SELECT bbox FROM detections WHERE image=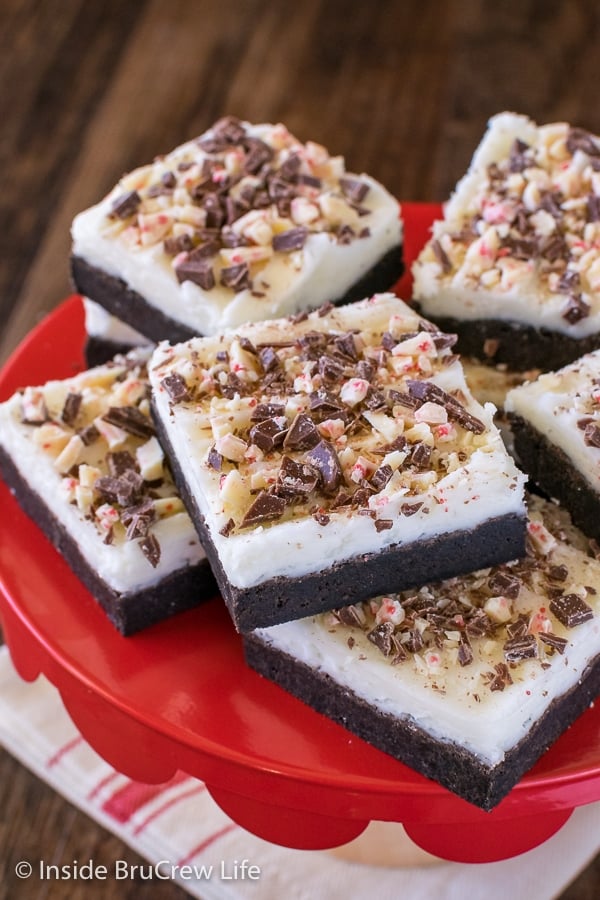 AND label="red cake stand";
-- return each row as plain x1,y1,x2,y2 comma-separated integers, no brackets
1,204,599,864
